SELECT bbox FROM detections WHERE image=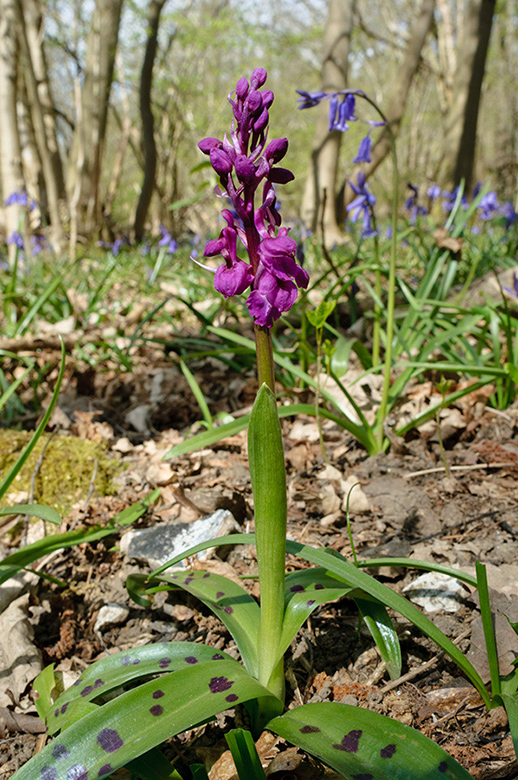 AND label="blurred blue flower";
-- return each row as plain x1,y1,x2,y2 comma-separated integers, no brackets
329,94,356,132
442,186,468,212
296,90,328,109
478,191,499,220
347,172,377,237
405,184,428,224
158,225,178,253
7,231,24,250
503,272,518,298
353,134,372,164
500,201,517,229
5,189,36,211
427,184,442,201
31,234,46,255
